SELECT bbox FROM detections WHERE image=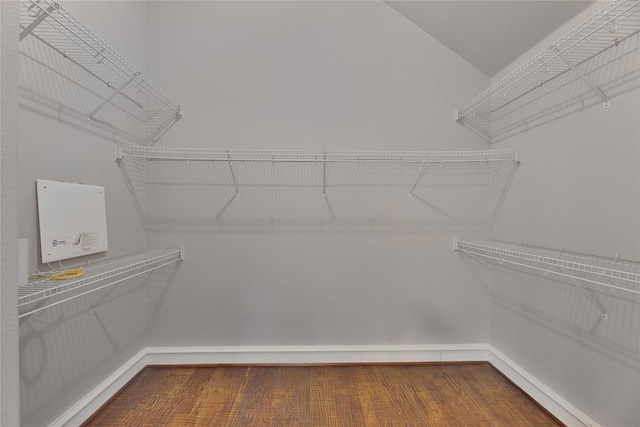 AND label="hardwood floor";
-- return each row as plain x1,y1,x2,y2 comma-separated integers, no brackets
83,363,564,426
